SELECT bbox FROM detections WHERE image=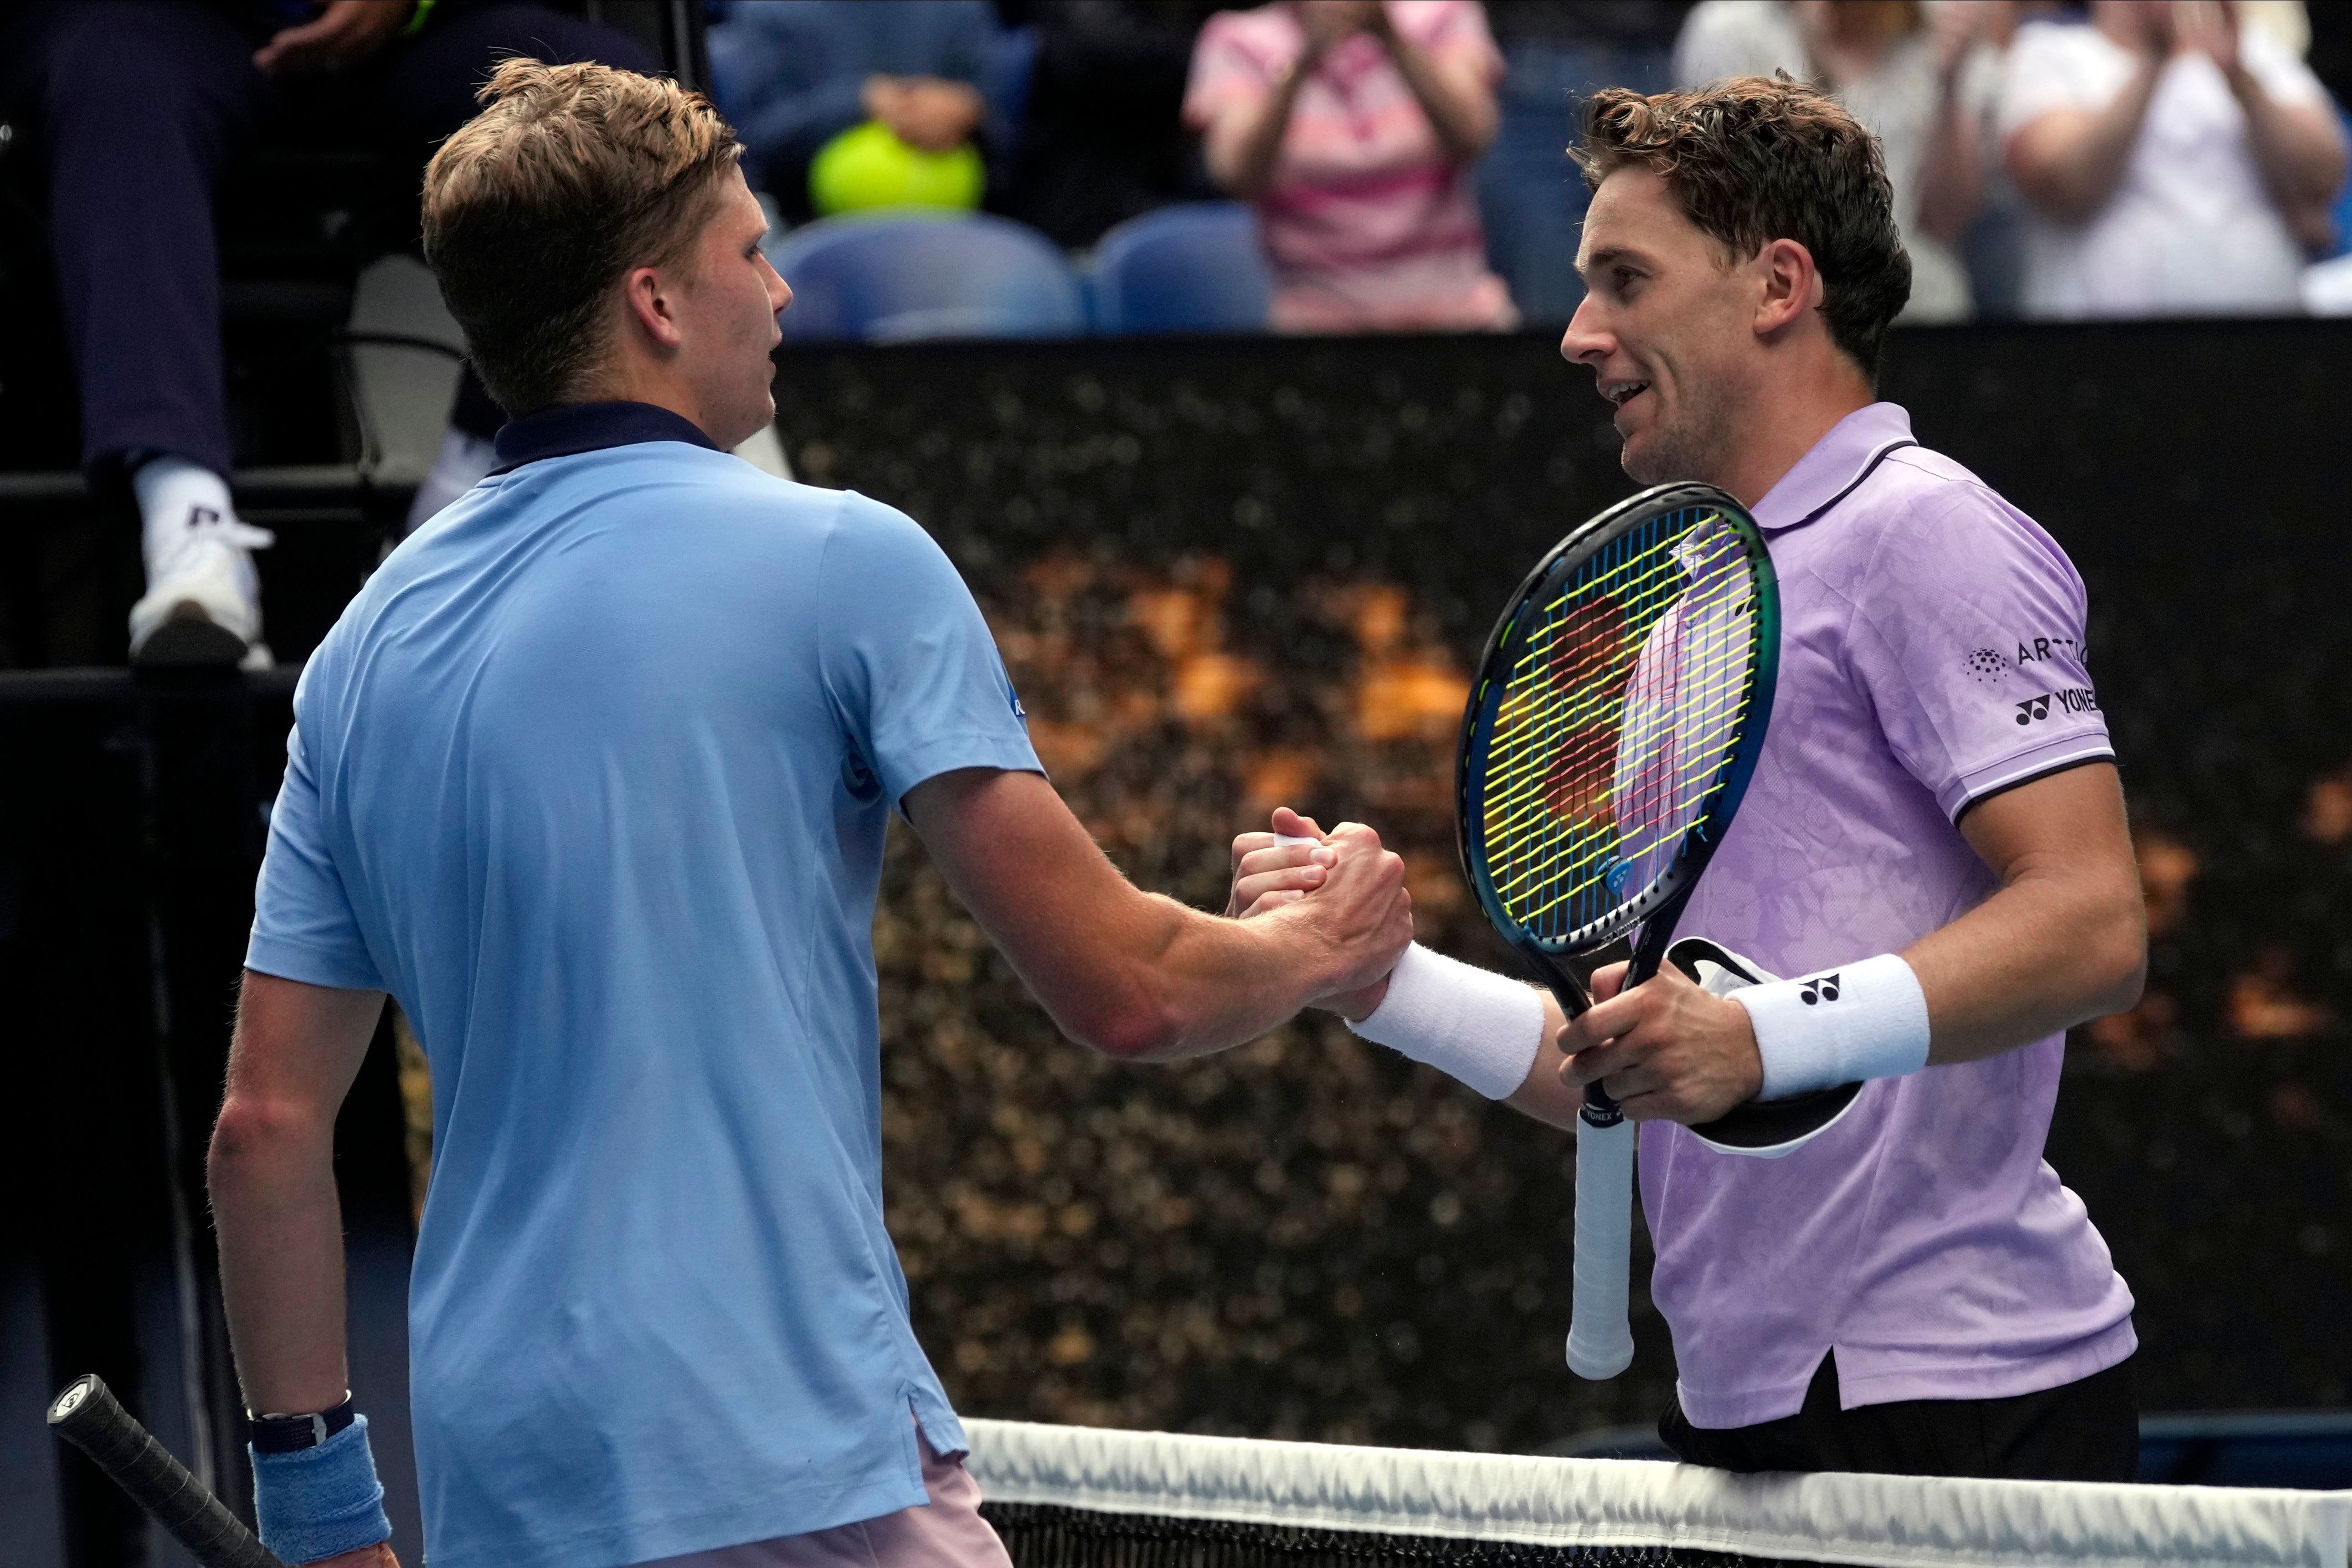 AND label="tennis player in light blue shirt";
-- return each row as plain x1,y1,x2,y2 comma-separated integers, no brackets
211,62,1410,1568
